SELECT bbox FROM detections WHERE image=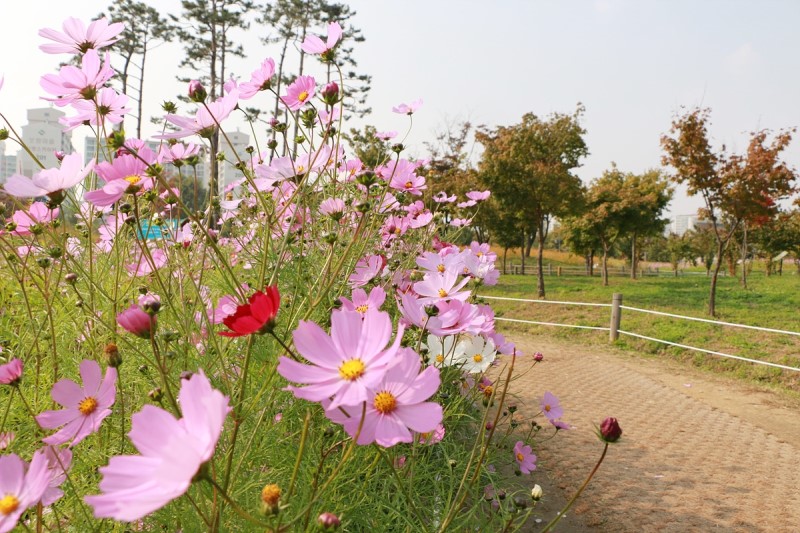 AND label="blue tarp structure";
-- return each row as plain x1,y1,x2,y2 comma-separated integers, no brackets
137,219,181,240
